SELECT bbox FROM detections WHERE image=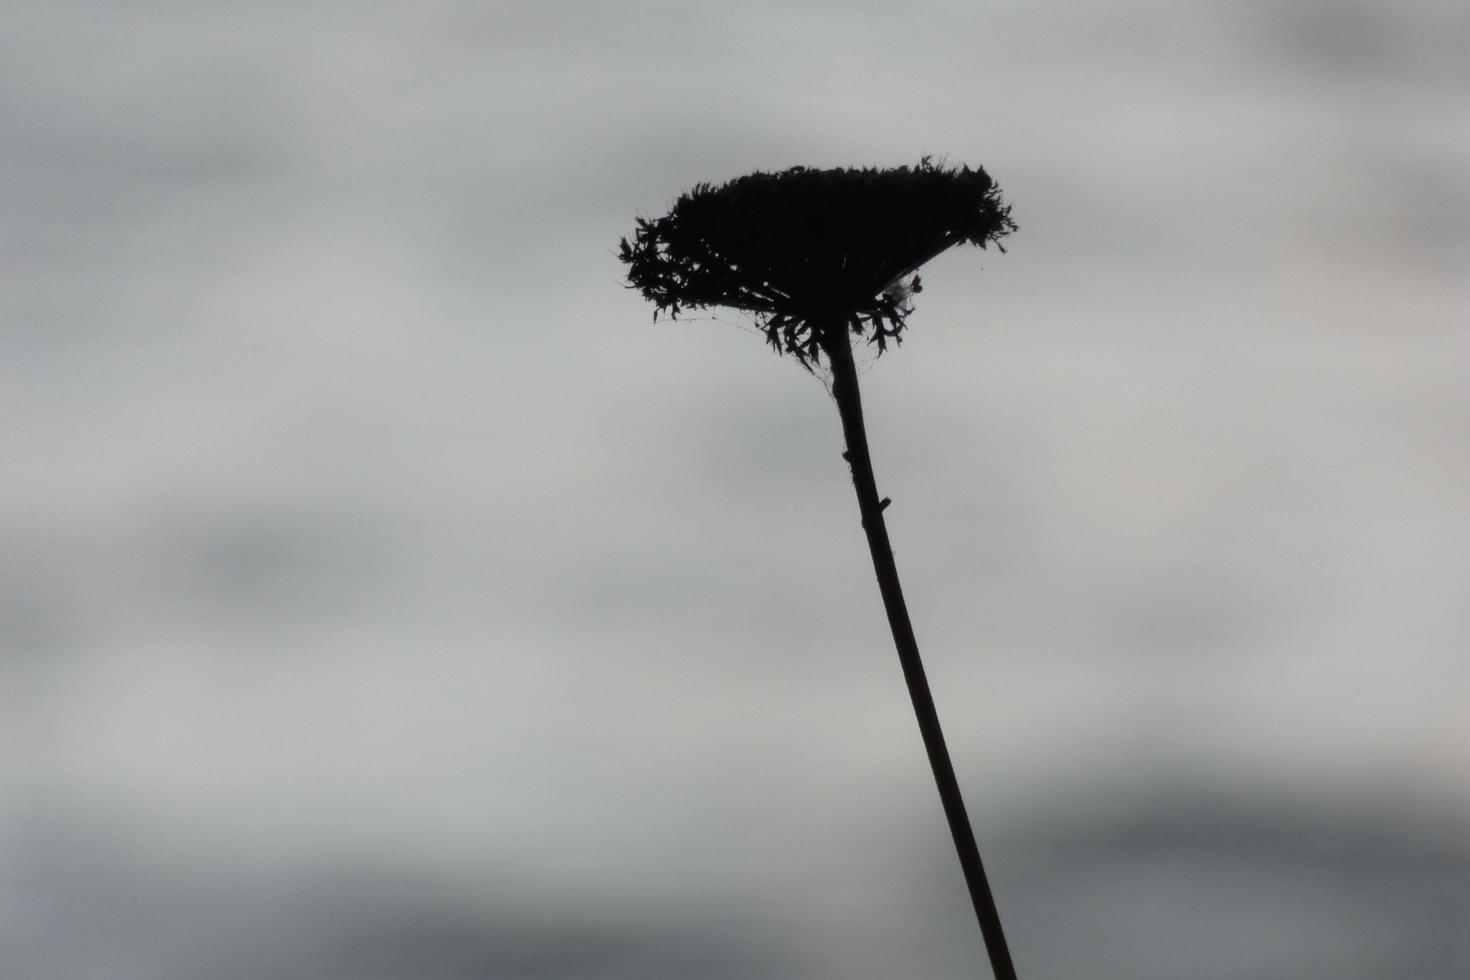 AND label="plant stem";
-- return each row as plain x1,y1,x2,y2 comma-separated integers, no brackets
823,319,1019,980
